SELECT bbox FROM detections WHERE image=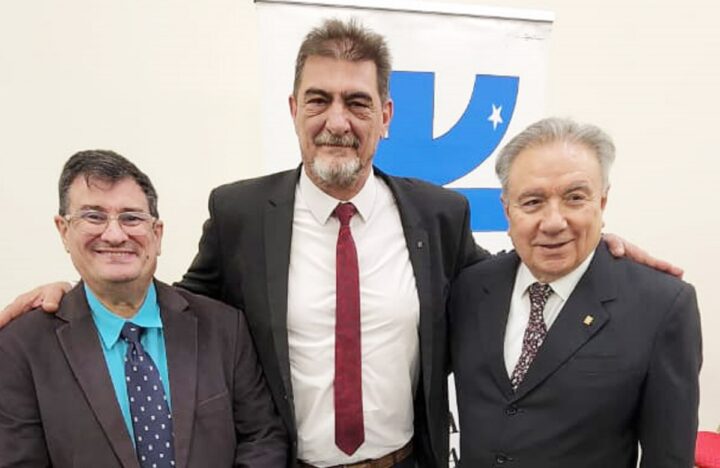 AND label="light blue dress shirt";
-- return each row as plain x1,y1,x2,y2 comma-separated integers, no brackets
85,282,171,441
